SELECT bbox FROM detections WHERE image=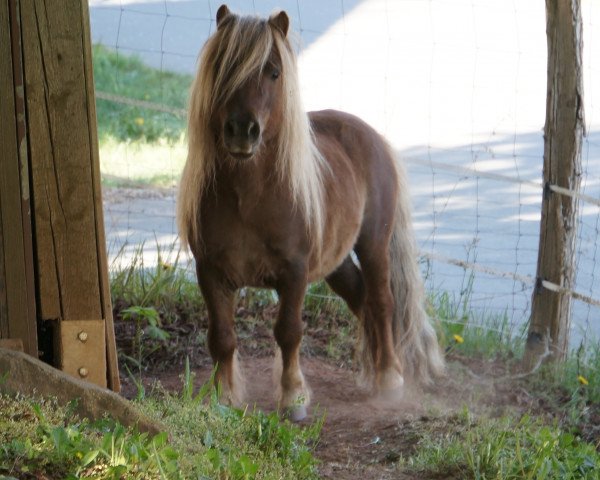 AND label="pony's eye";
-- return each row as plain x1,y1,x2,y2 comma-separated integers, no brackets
271,69,280,80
